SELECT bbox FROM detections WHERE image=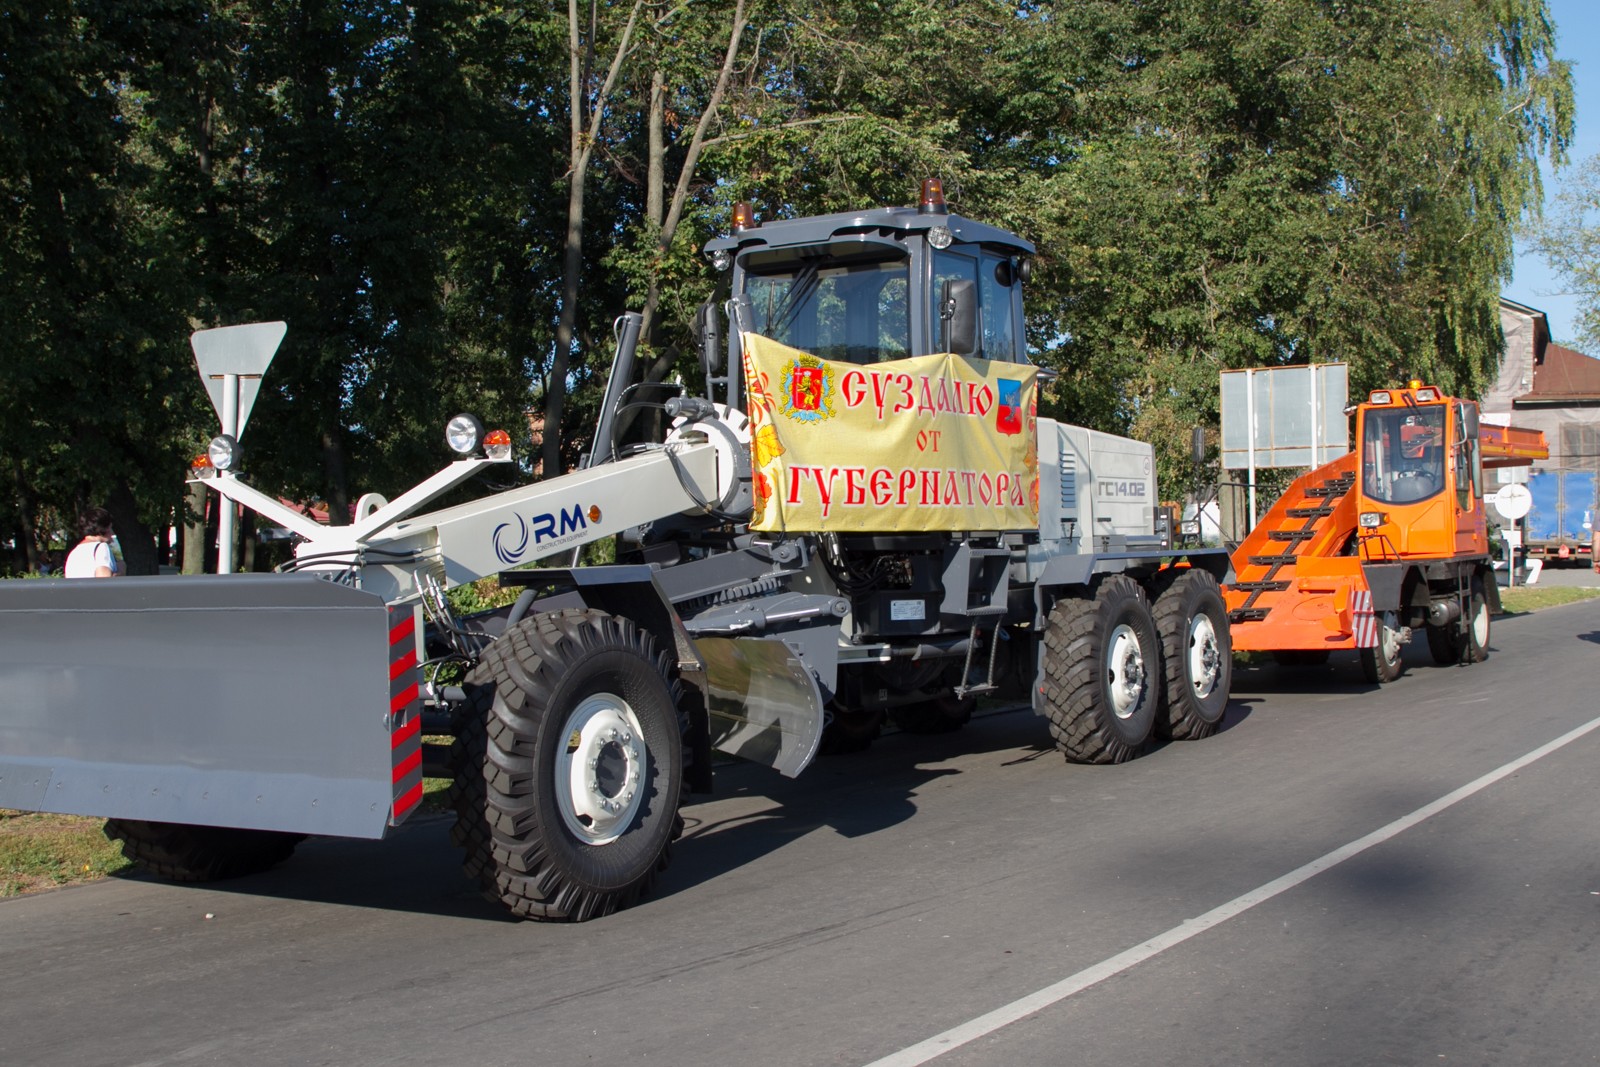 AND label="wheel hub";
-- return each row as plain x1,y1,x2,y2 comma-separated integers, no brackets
1106,624,1149,720
1188,614,1221,698
555,696,647,844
